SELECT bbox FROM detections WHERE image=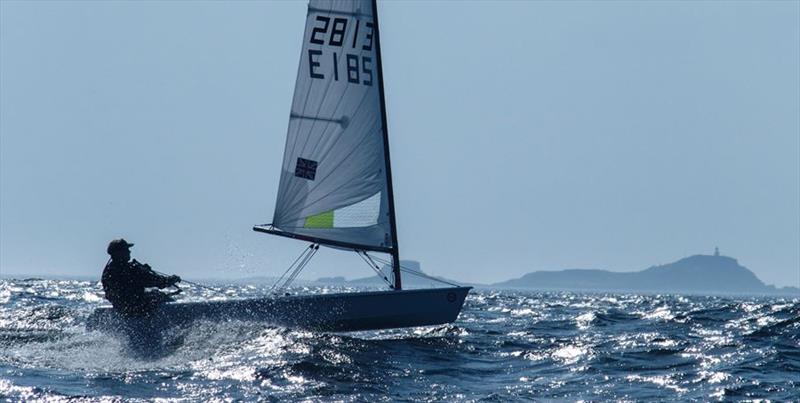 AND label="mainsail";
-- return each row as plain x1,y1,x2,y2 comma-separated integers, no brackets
262,0,398,256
